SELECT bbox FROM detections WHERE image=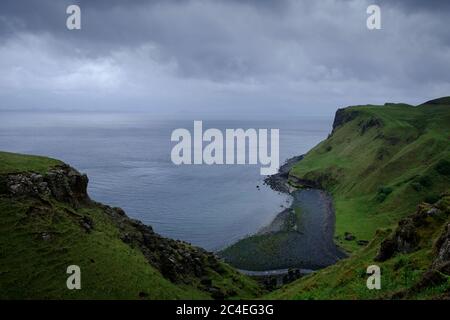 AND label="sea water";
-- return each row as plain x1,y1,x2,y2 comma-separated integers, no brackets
0,111,331,250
